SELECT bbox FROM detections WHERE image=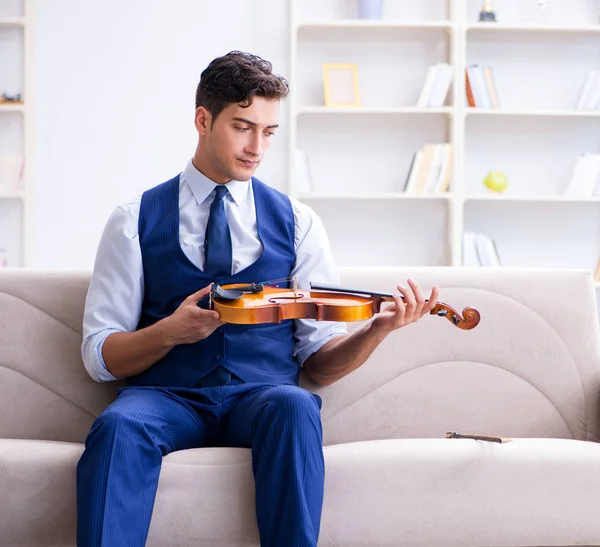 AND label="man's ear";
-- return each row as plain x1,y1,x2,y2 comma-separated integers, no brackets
195,106,212,136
